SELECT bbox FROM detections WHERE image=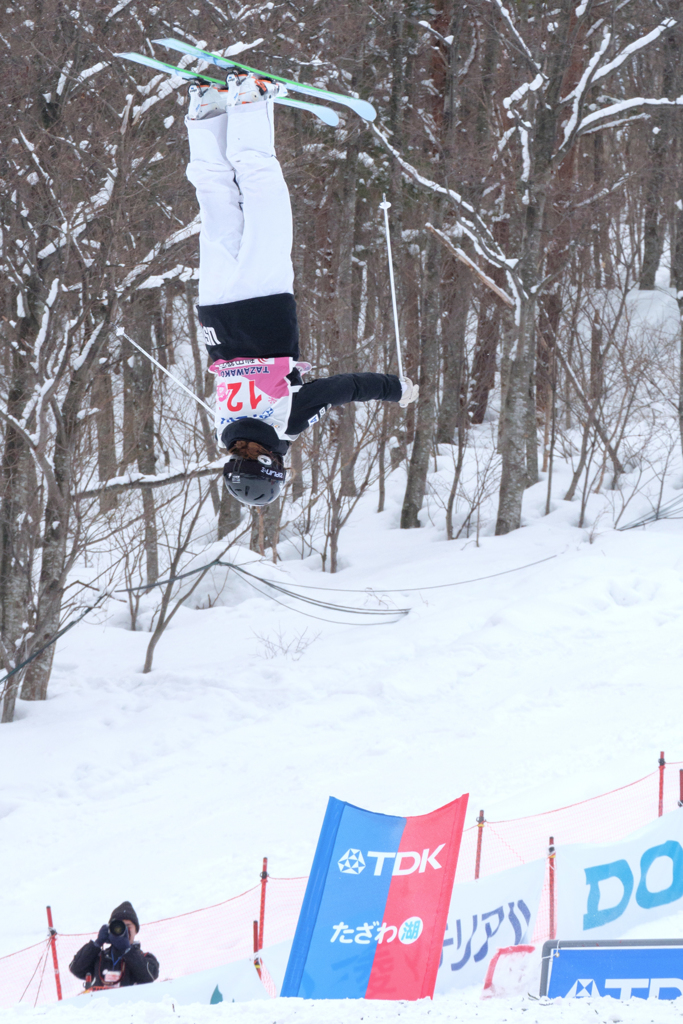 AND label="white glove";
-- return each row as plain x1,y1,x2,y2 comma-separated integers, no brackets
399,376,419,408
